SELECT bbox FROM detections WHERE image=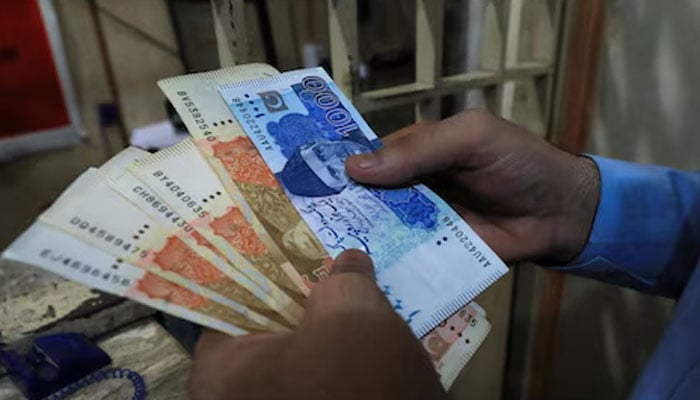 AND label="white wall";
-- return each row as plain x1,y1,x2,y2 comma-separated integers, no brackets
549,0,700,398
590,0,700,170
